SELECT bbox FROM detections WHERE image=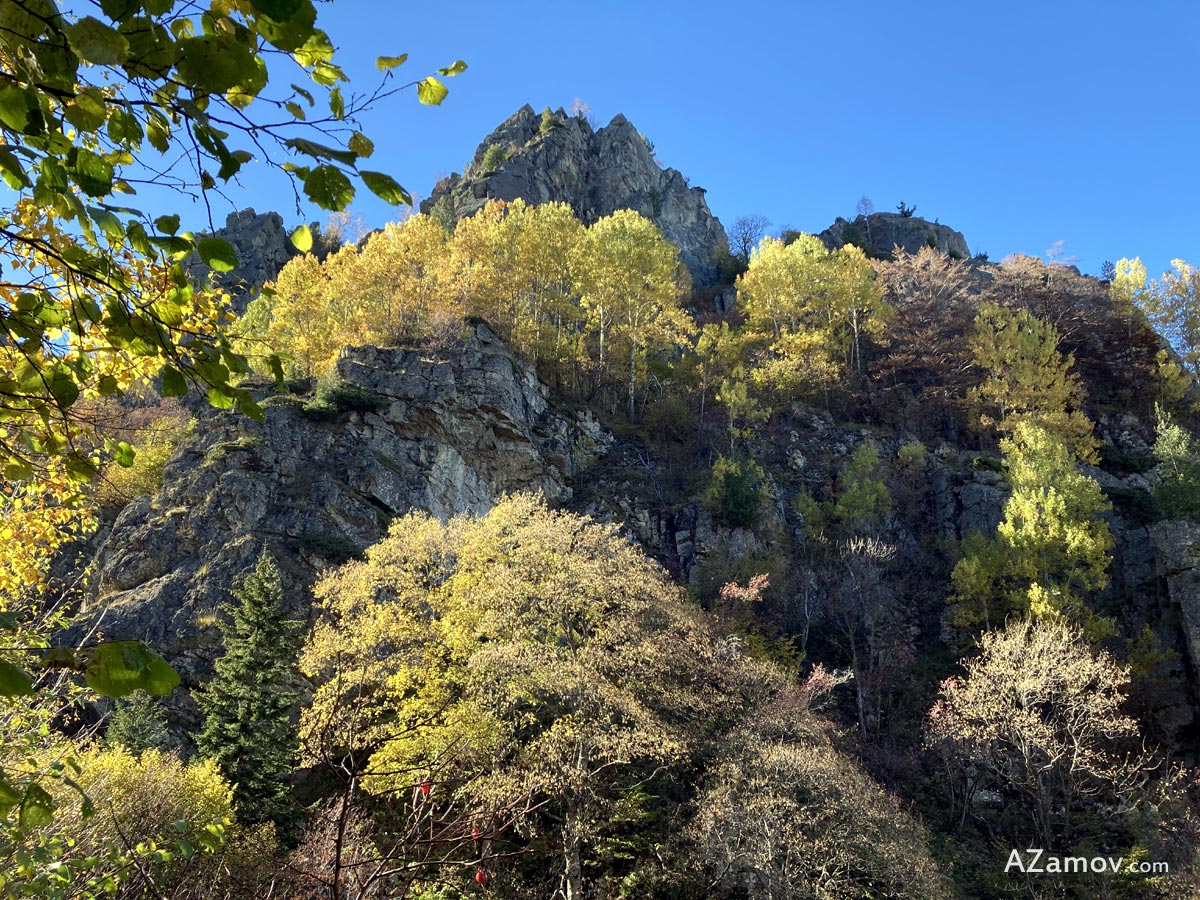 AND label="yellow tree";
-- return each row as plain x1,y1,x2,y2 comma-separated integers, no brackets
1142,259,1200,380
736,234,888,402
949,422,1112,636
503,200,585,374
443,200,514,332
572,210,693,419
827,243,890,374
926,619,1156,852
354,213,453,341
301,494,764,900
257,243,368,377
968,302,1097,461
1110,256,1148,340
